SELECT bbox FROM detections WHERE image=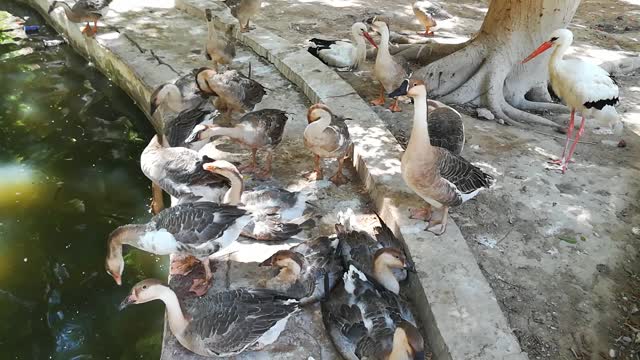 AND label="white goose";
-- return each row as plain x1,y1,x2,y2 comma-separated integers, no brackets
307,22,377,71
